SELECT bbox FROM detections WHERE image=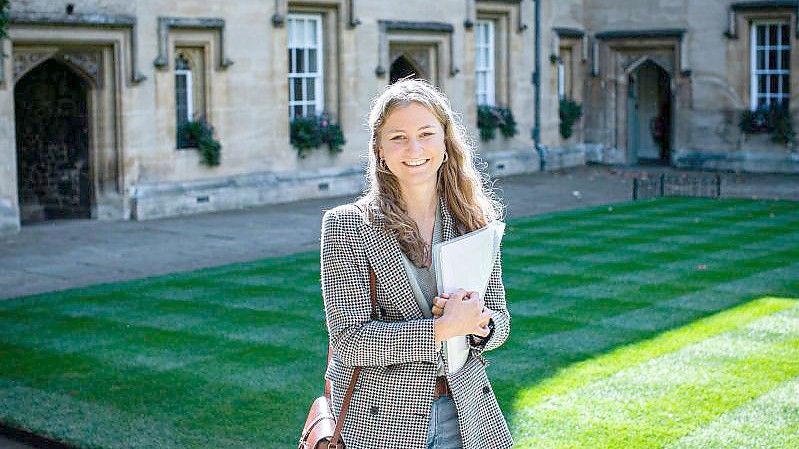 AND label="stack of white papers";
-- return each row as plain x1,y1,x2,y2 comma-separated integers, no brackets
432,220,505,373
